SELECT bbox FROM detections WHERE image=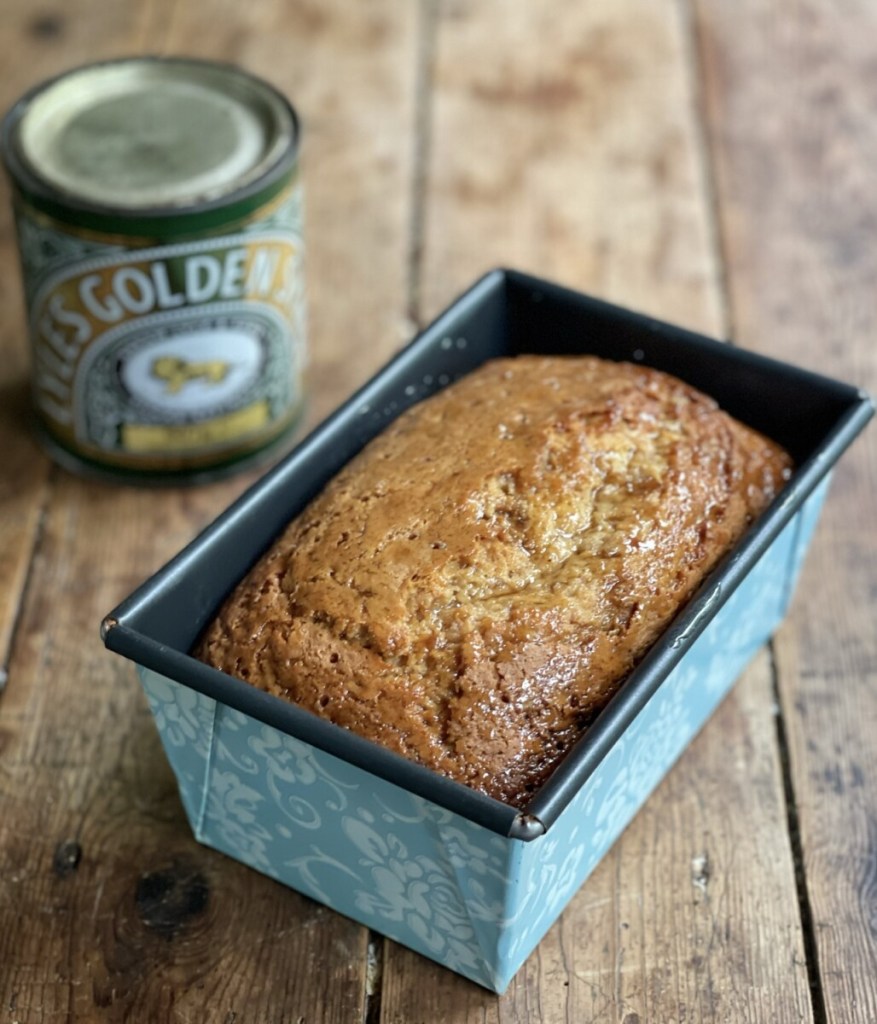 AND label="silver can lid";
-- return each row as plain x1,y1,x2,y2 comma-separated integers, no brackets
12,57,296,210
